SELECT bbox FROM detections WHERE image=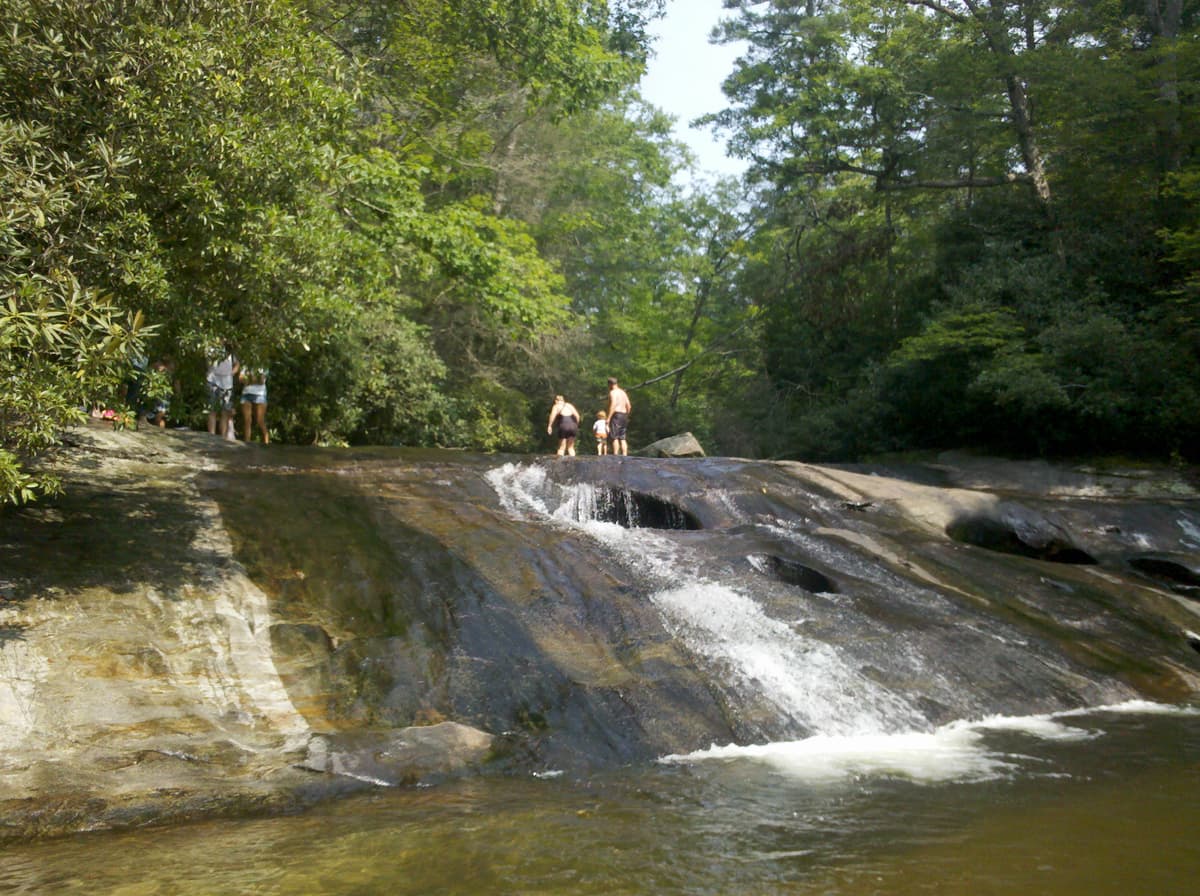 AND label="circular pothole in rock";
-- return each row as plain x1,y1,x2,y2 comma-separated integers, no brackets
945,516,1096,564
1130,556,1200,599
749,554,839,594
